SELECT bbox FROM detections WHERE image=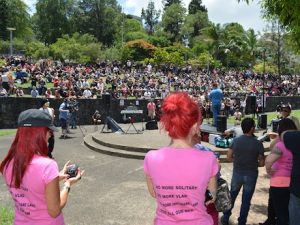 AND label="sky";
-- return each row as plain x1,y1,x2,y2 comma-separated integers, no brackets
24,0,268,32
